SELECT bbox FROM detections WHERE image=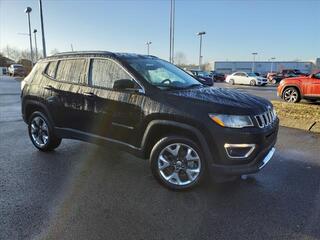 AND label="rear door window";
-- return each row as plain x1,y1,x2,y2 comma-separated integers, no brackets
89,58,131,89
56,59,87,84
